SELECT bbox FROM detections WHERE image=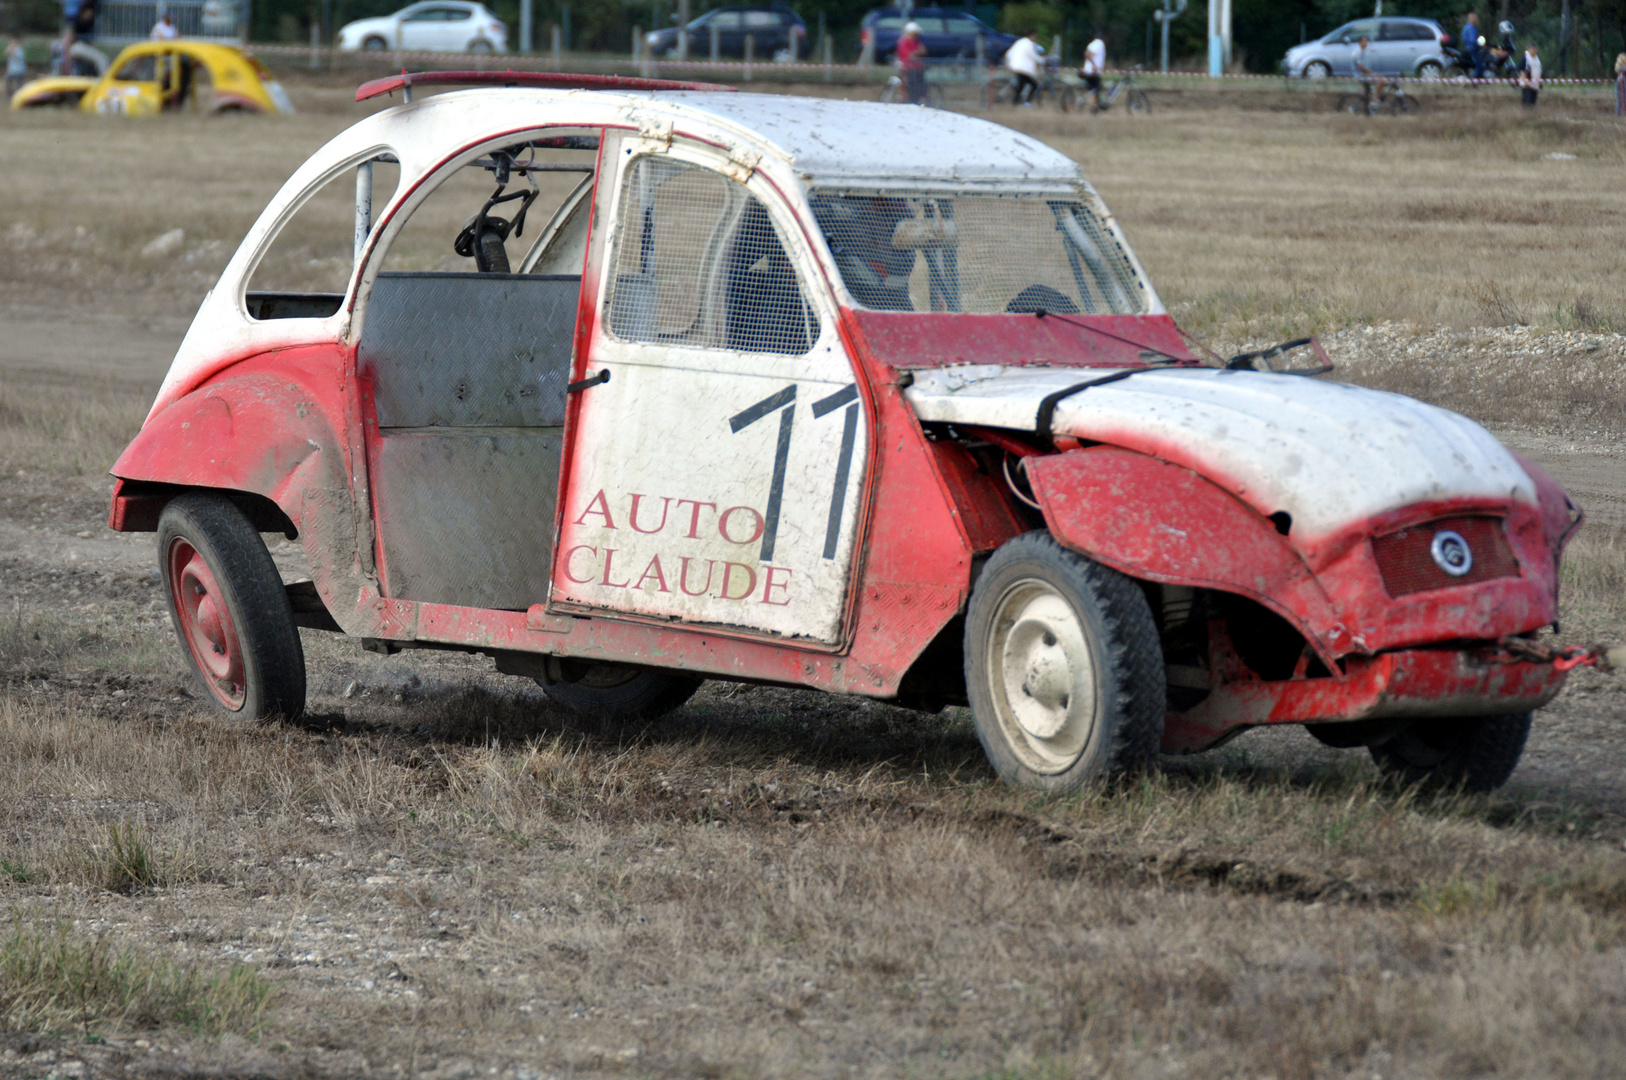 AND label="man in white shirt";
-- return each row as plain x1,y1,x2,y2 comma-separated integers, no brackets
1079,33,1105,111
1518,43,1541,107
150,10,177,40
1003,31,1043,107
